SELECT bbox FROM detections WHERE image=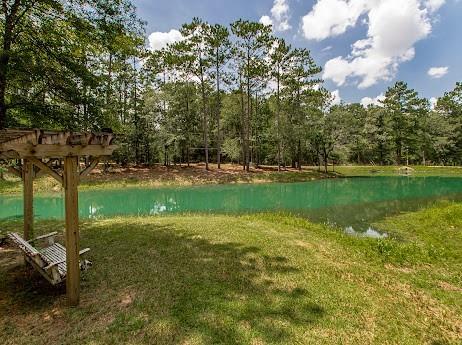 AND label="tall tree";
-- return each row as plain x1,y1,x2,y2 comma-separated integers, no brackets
205,23,230,169
282,47,321,169
180,18,212,170
231,20,272,171
382,81,424,165
269,38,291,171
